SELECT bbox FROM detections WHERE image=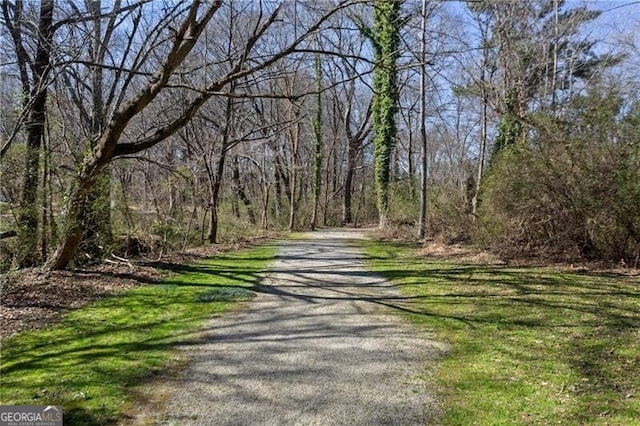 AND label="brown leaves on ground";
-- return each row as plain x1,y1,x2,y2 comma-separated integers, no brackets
419,241,506,265
0,235,277,340
0,263,162,339
418,239,640,276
